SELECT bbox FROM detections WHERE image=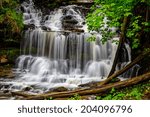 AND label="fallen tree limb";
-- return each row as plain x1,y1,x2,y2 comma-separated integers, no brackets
11,87,90,98
11,91,35,98
26,72,150,100
99,51,150,86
